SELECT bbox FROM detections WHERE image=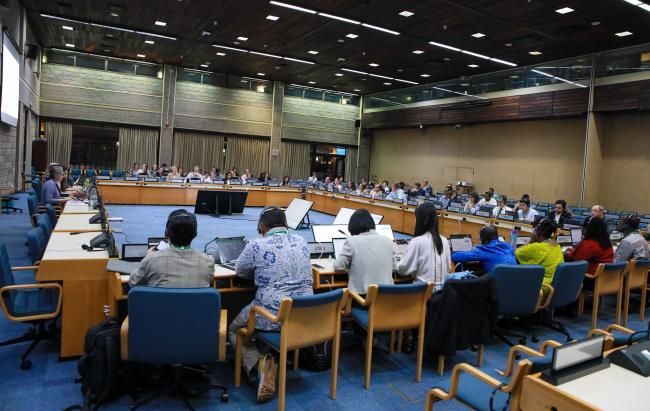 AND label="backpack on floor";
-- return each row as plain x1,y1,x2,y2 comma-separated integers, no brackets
70,317,126,410
299,341,332,371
